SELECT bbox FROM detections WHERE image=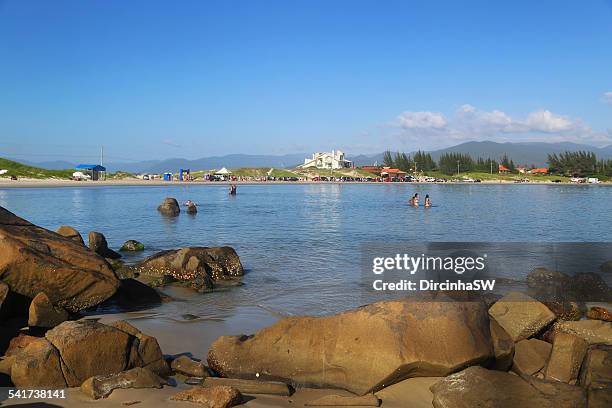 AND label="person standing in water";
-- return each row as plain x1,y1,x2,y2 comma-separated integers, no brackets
409,193,419,206
424,194,432,208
